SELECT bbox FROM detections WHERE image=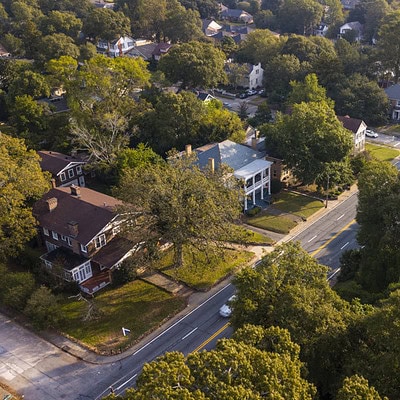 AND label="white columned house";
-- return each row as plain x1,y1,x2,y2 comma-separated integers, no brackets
234,159,272,211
